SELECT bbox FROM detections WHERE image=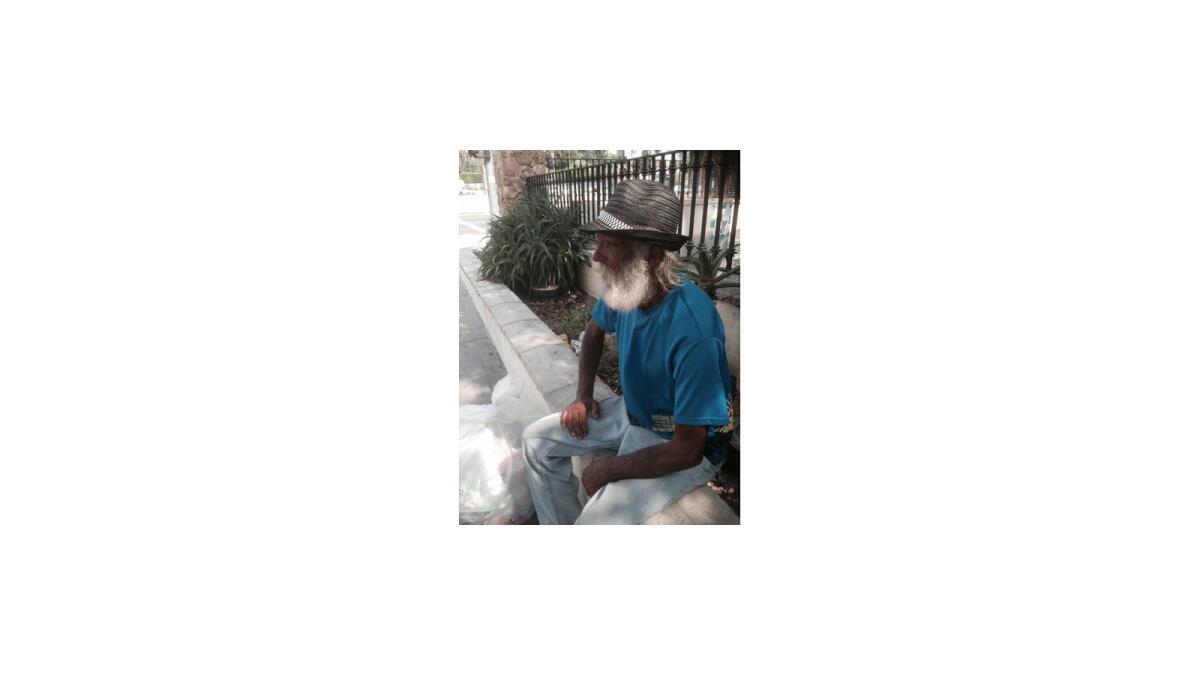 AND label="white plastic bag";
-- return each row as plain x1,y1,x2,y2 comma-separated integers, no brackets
459,375,544,524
